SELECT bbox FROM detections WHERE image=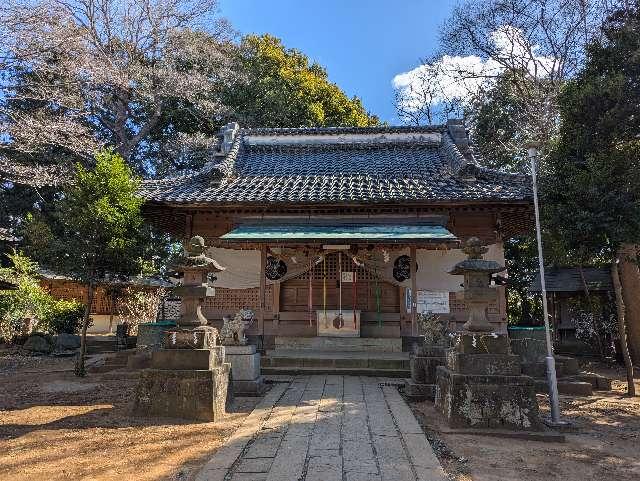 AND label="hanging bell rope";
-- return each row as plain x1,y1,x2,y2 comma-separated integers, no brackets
339,251,343,317
323,254,327,327
375,267,382,327
308,256,313,326
352,259,357,329
335,251,344,329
